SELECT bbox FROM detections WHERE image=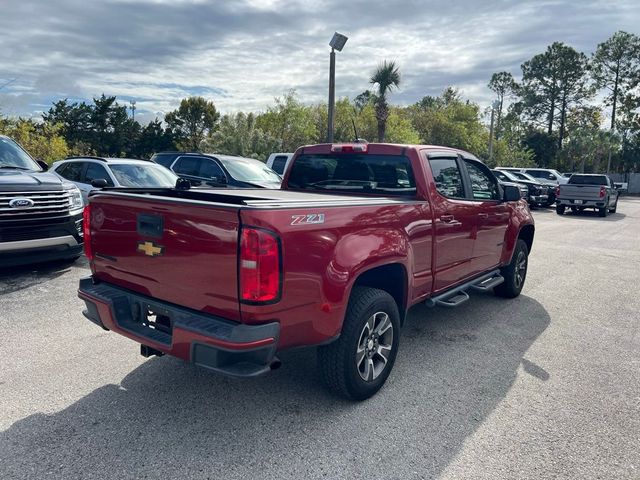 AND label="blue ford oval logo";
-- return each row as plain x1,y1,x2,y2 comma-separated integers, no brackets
9,198,35,209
